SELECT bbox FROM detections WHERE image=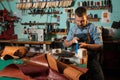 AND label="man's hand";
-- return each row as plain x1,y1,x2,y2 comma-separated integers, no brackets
79,42,102,50
79,42,87,48
64,37,79,47
72,37,79,43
